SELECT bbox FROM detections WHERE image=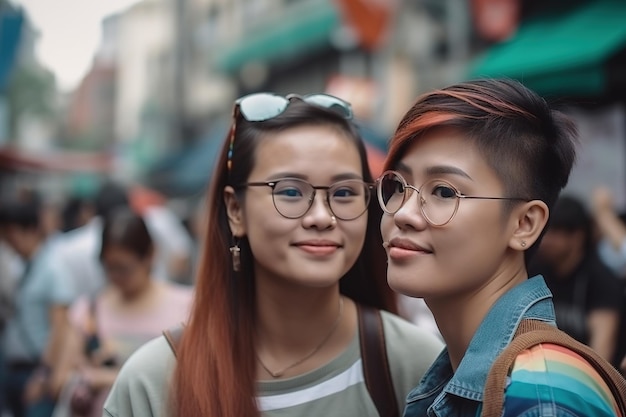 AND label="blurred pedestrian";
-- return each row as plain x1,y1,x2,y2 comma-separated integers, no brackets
104,93,443,417
0,202,24,415
52,182,130,299
529,195,622,363
52,181,194,300
1,198,74,417
60,196,95,233
49,207,193,417
592,186,626,277
591,186,626,373
378,79,622,416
